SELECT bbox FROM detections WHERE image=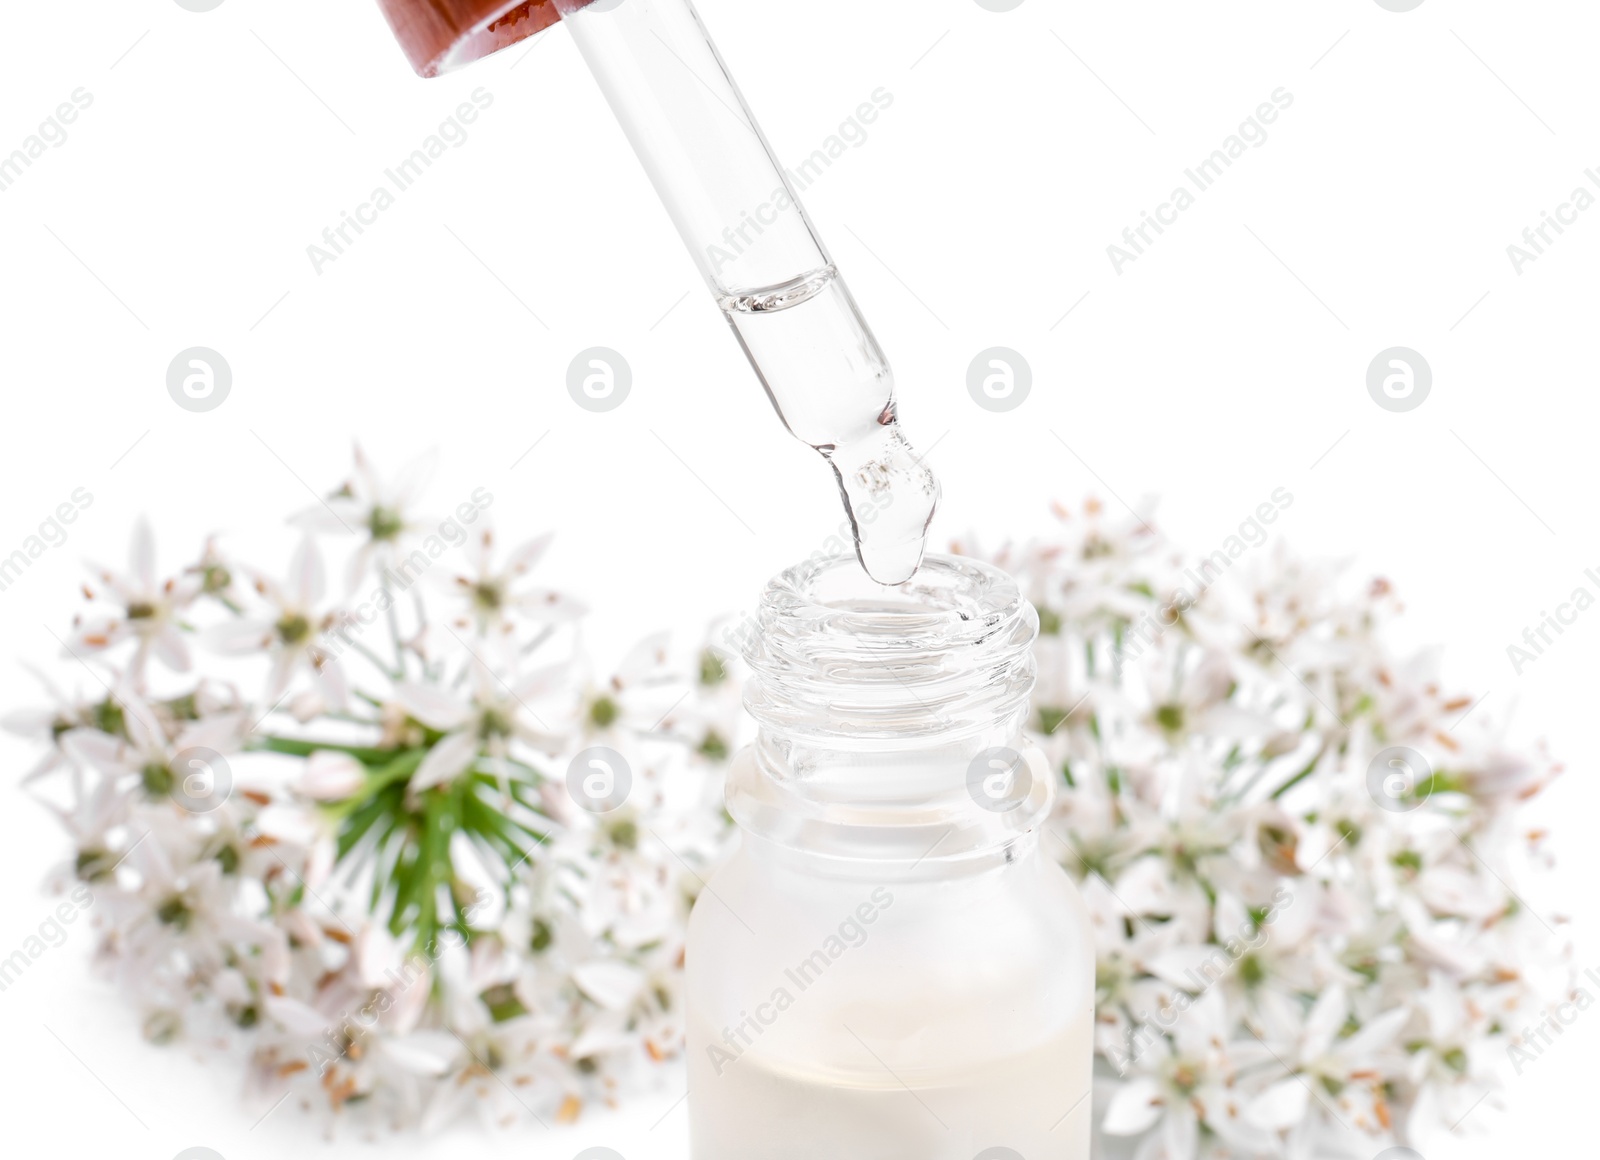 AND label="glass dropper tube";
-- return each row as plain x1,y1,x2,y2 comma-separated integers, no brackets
551,0,938,585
